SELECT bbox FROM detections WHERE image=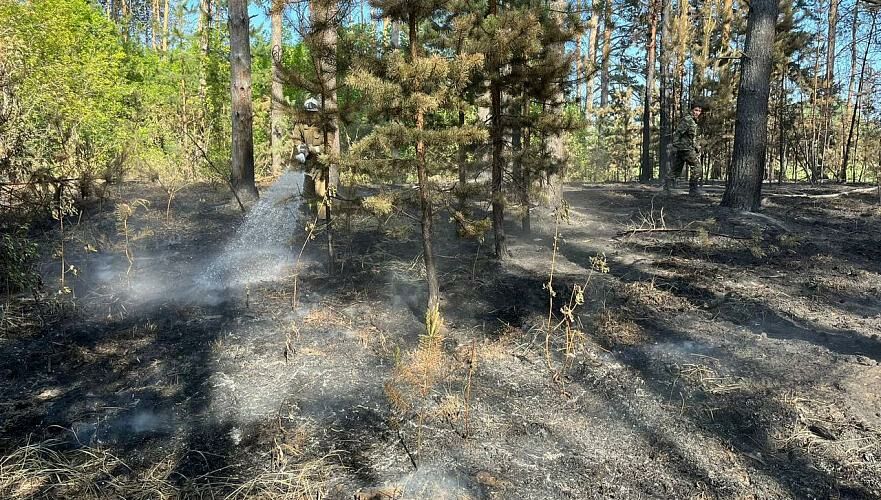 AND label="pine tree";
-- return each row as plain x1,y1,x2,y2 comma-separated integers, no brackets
345,0,484,313
639,0,660,183
720,0,778,211
229,0,259,201
270,0,285,176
